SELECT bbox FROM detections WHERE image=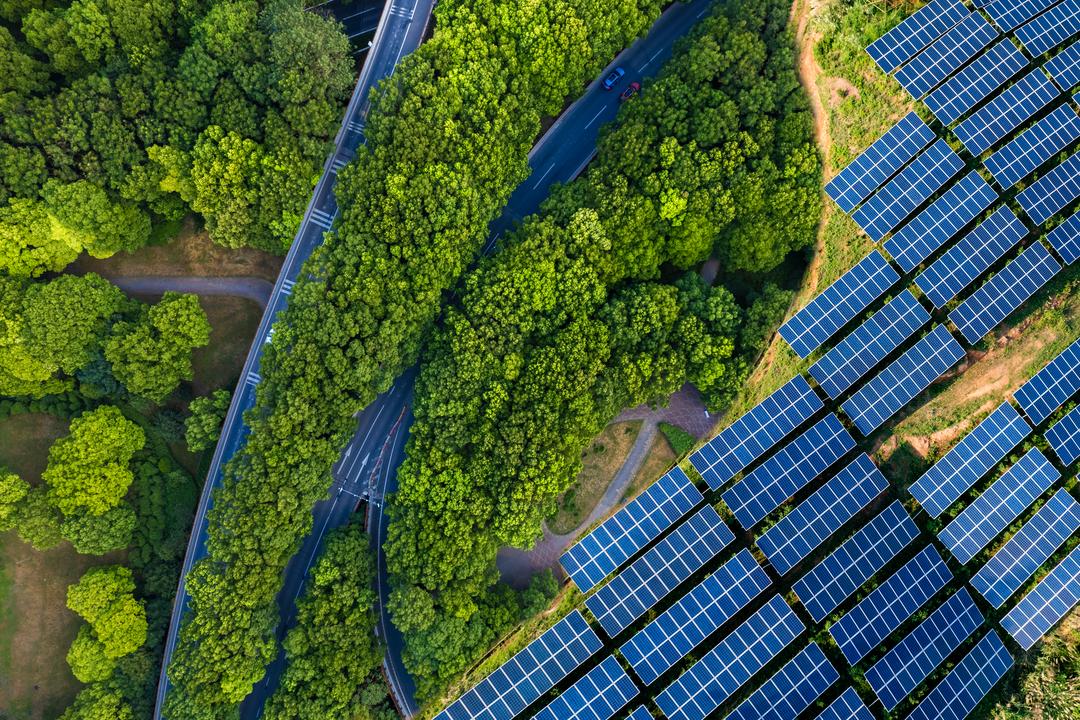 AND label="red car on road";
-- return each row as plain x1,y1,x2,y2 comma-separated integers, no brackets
619,81,641,101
